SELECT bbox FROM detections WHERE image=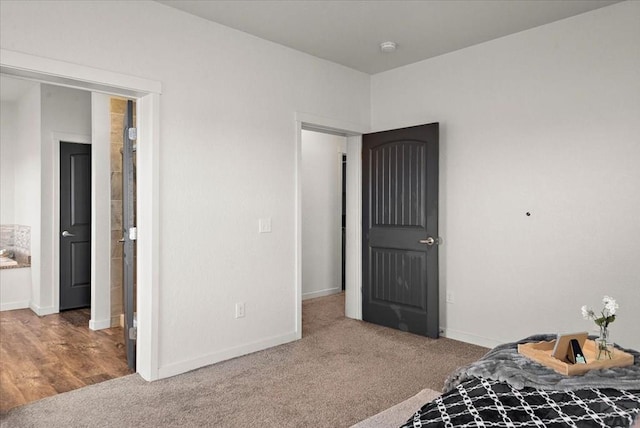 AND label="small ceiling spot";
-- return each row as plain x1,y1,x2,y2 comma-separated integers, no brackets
380,41,397,53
